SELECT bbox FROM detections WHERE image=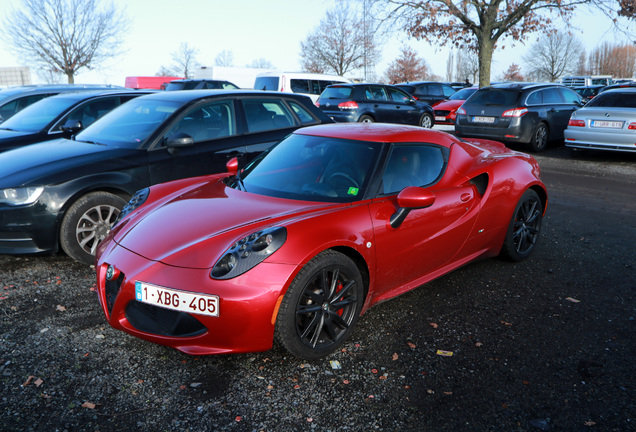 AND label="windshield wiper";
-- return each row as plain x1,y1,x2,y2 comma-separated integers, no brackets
77,139,106,146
